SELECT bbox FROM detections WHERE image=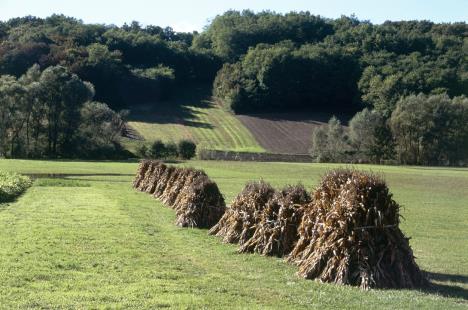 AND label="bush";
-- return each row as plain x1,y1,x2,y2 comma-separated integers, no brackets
165,142,179,159
147,140,196,159
178,140,197,159
0,171,32,202
135,143,149,158
150,140,166,159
